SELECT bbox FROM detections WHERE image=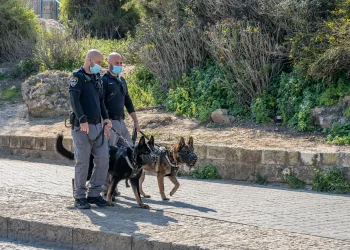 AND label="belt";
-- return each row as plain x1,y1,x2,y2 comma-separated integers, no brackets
87,118,101,124
110,114,125,120
74,118,101,126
